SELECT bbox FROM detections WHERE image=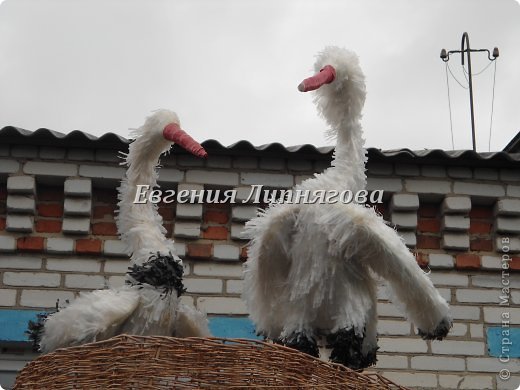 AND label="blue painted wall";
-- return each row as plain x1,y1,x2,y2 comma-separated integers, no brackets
0,310,42,342
0,309,259,342
209,316,261,339
486,326,520,358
